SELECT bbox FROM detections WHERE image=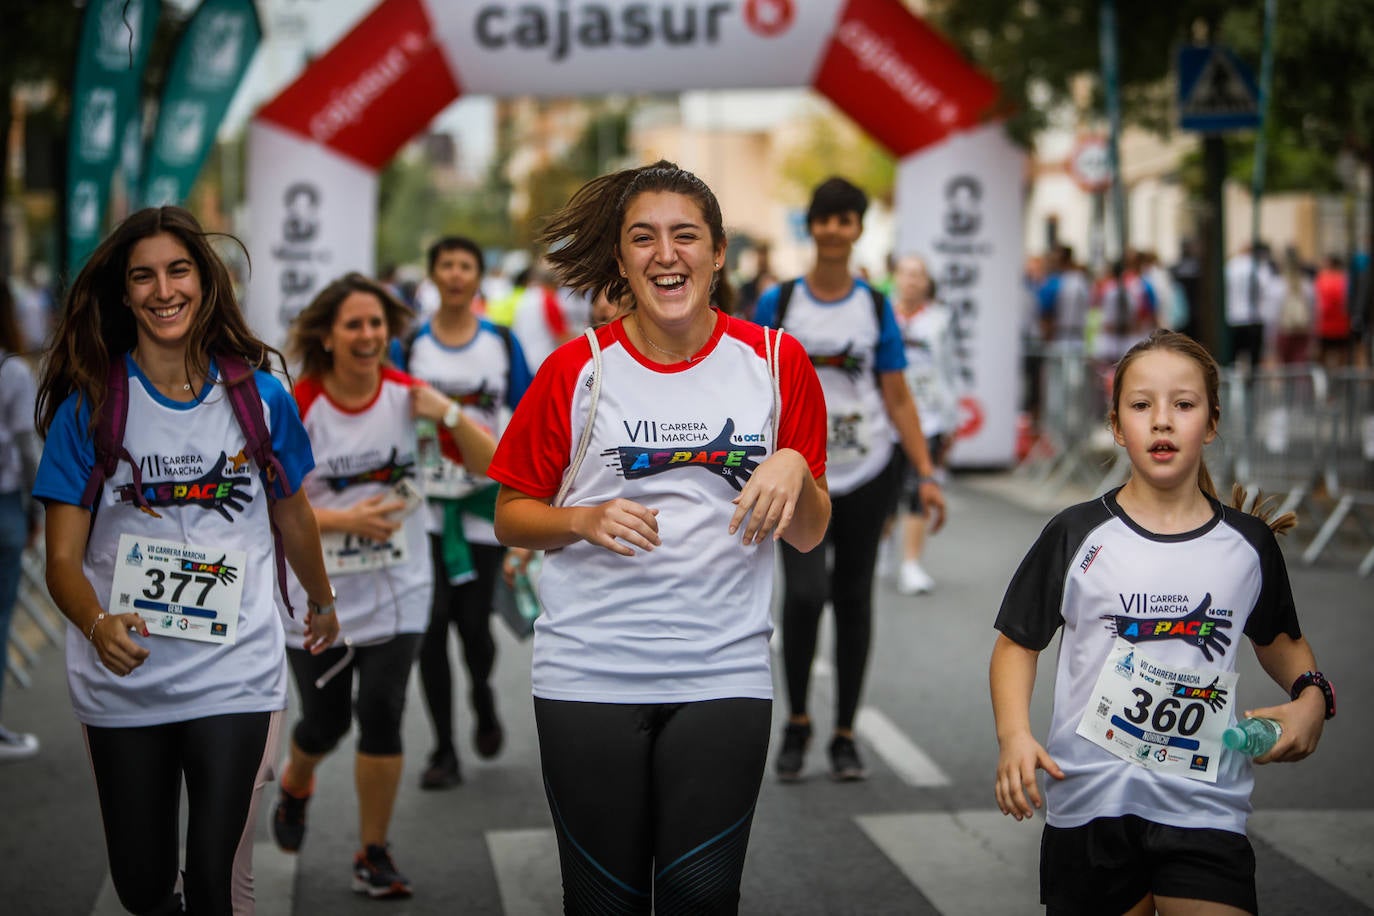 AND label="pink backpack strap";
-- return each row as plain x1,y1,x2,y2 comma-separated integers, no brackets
82,355,154,513
218,354,294,617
